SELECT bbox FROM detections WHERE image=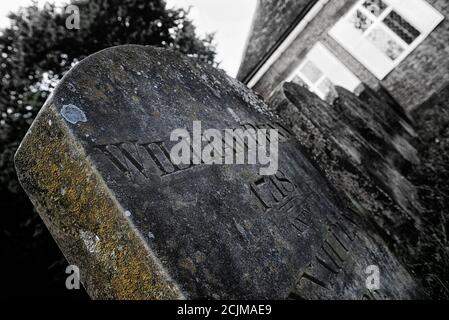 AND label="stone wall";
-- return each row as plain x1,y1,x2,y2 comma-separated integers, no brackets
252,0,359,98
252,0,449,113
